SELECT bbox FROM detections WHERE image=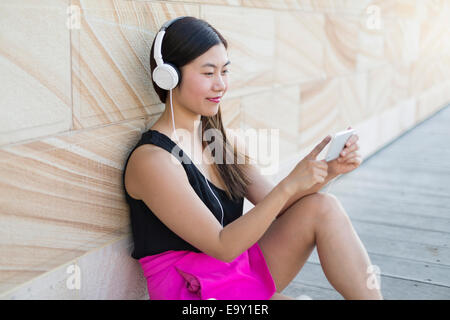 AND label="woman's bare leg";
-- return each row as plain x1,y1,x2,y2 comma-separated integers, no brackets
314,194,383,300
258,192,383,300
